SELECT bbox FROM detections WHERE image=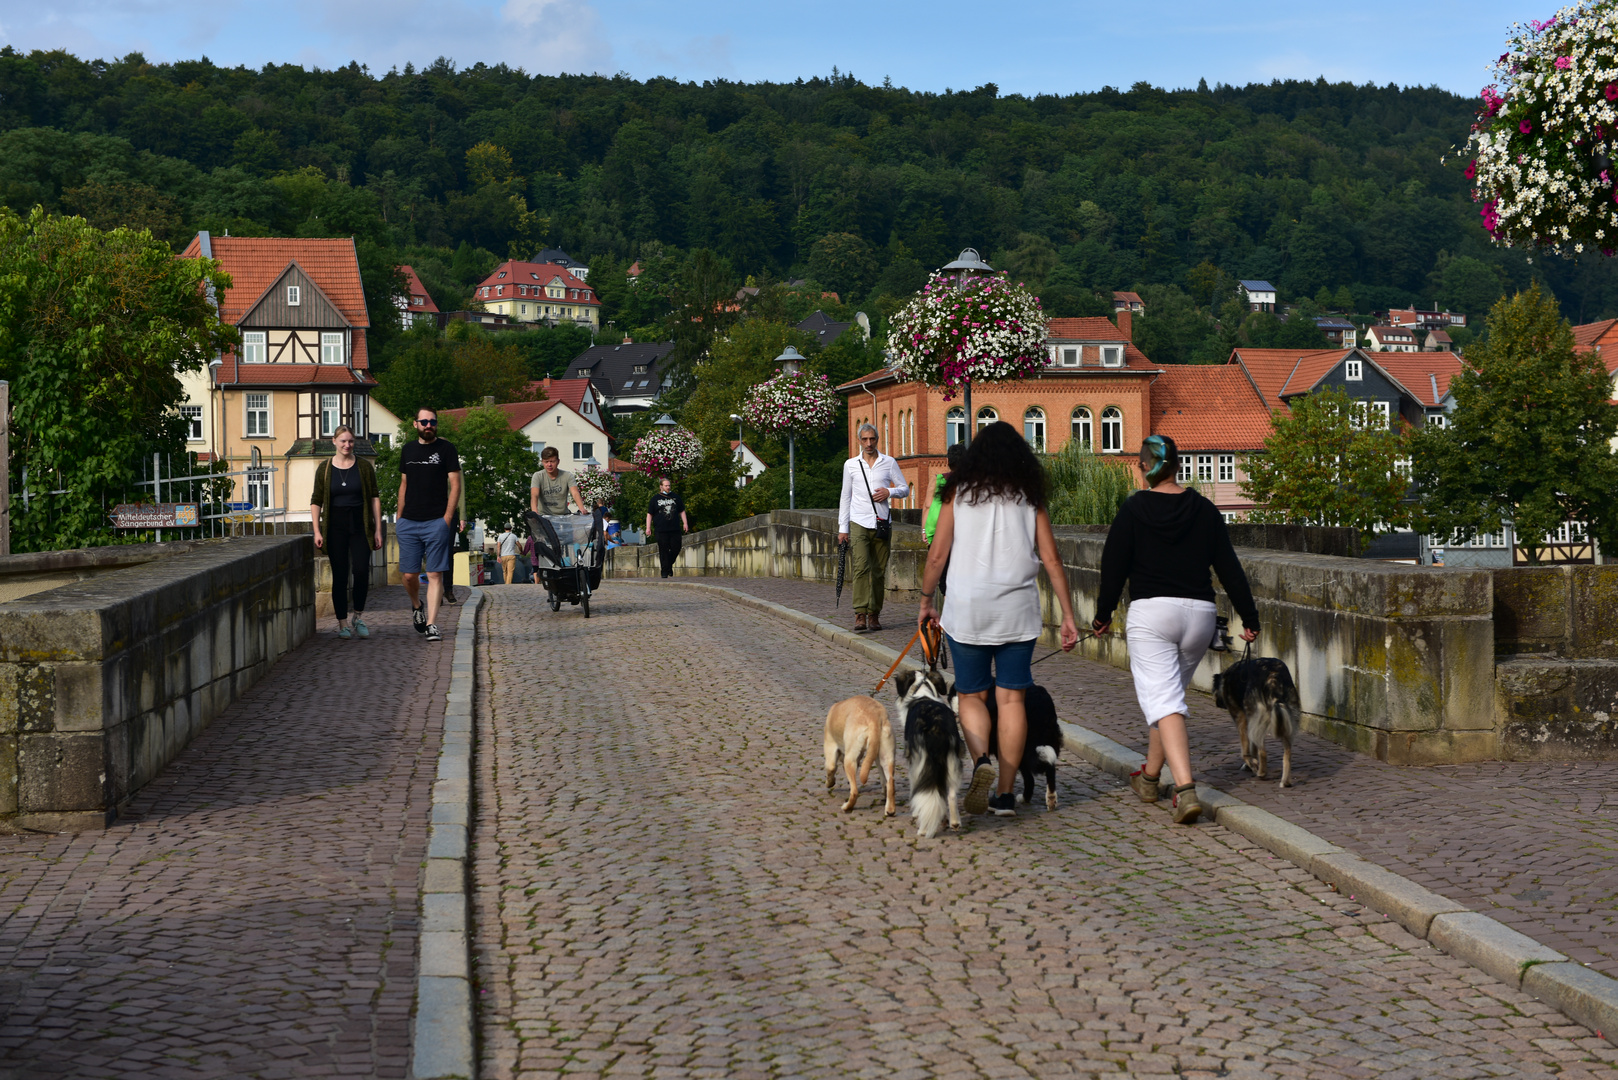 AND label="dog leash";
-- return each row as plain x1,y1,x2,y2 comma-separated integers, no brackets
871,622,944,696
1029,628,1099,668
